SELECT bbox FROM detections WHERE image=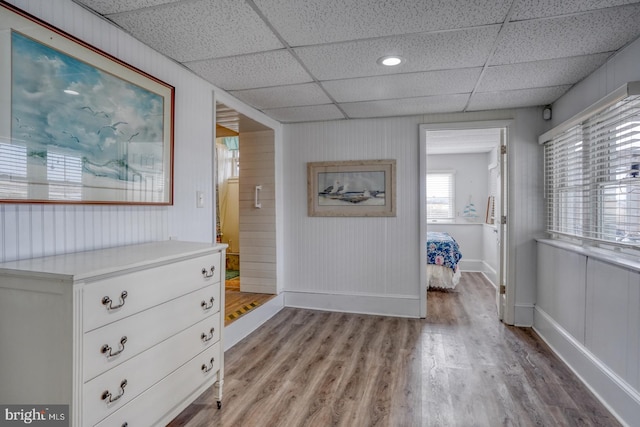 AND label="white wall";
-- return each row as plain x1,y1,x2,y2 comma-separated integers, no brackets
0,0,278,262
220,178,239,252
282,108,545,321
239,130,277,294
536,241,640,426
427,223,484,271
426,152,488,223
426,152,489,272
552,36,640,127
534,35,640,427
0,0,213,261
